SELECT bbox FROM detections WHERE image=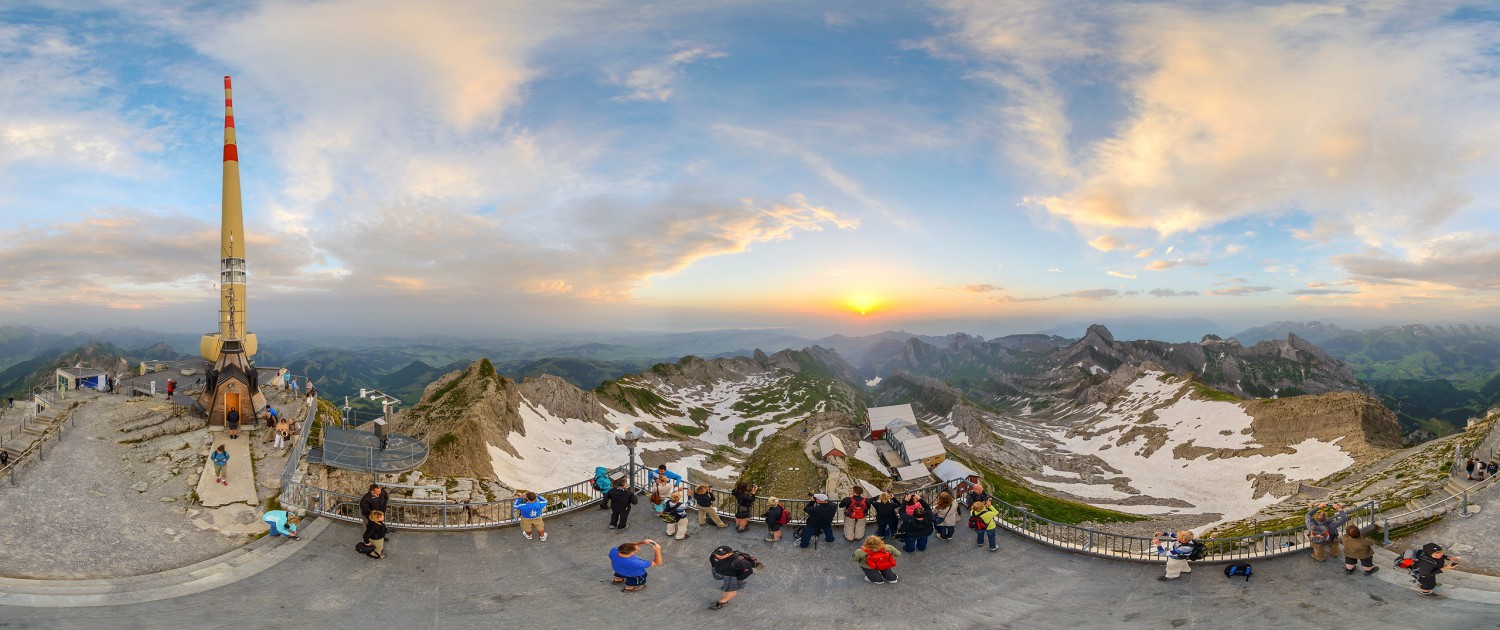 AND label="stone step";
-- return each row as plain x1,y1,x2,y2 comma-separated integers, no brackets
21,425,46,437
